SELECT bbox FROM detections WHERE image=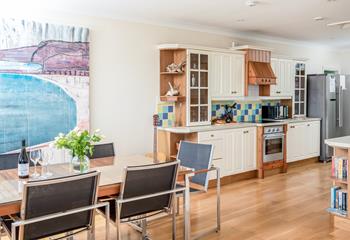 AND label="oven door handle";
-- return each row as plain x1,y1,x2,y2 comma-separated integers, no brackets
263,133,285,140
